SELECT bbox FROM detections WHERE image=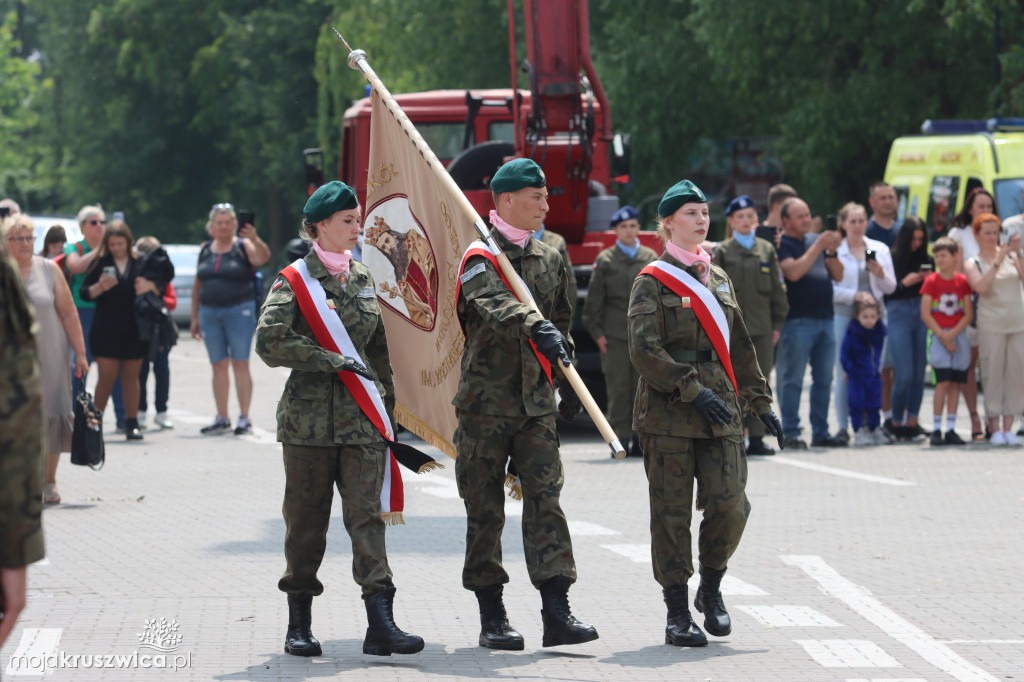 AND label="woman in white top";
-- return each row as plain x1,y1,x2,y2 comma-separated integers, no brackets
831,202,896,444
948,188,997,440
964,213,1024,445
